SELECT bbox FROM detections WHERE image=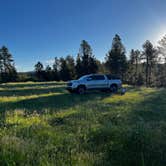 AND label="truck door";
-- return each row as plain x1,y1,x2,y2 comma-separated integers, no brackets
85,75,96,89
86,75,107,89
94,75,108,88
